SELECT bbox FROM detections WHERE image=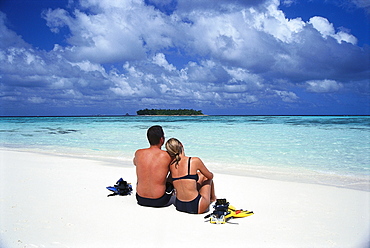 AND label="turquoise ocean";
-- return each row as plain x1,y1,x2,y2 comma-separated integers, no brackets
1,116,369,191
